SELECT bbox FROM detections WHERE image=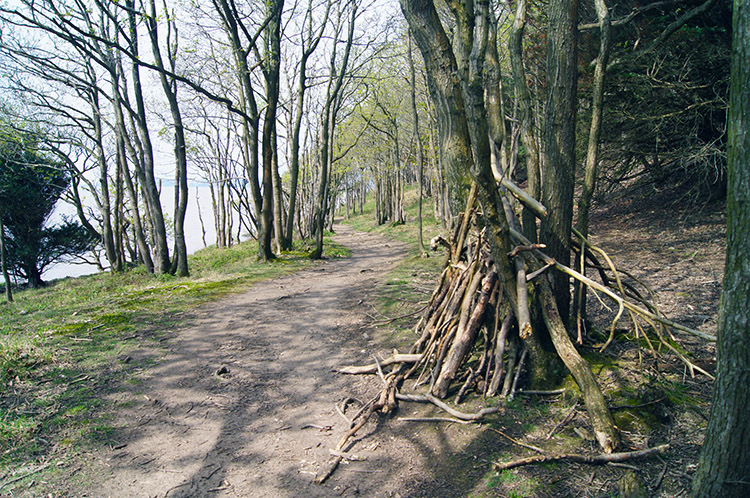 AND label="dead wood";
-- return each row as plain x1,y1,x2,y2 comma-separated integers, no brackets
538,276,620,453
488,427,545,454
398,417,473,424
396,392,503,420
492,444,669,471
508,348,527,400
433,270,497,397
337,354,423,374
546,402,579,440
487,311,513,396
327,187,708,482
